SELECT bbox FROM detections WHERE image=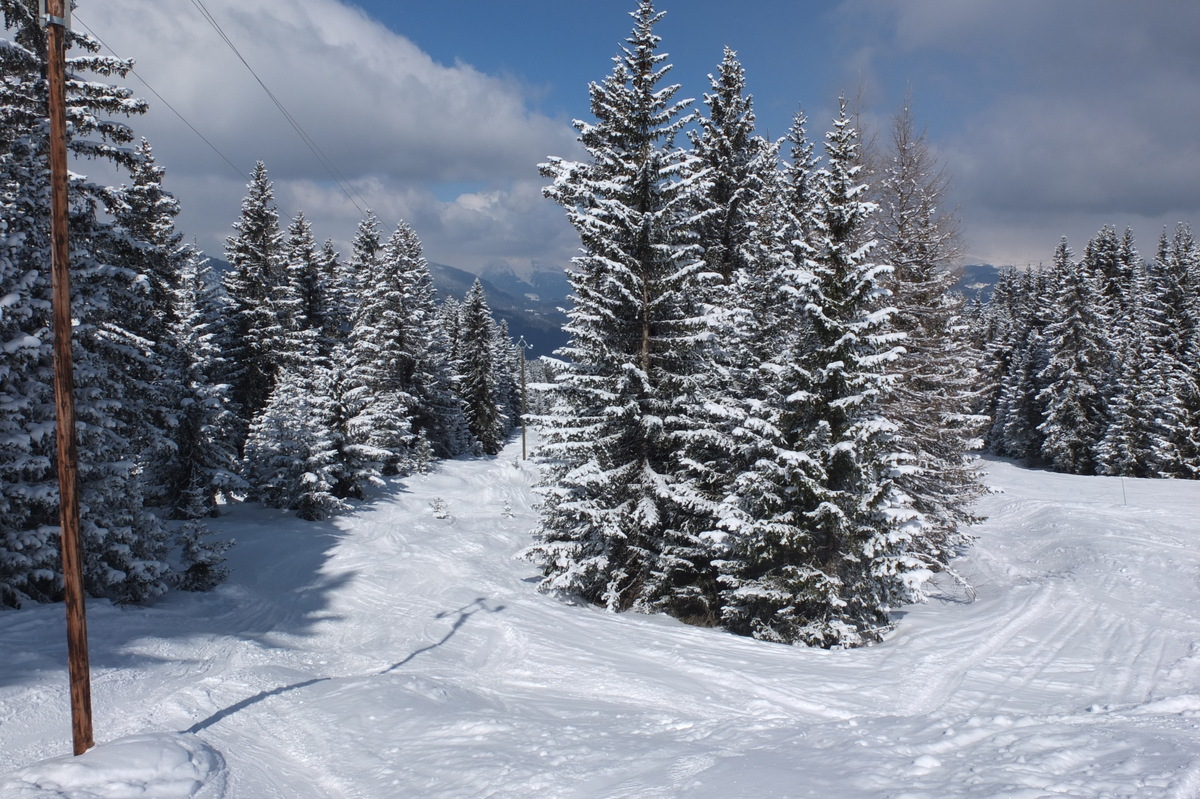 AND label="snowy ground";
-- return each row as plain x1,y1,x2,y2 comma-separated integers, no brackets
3,436,1200,798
